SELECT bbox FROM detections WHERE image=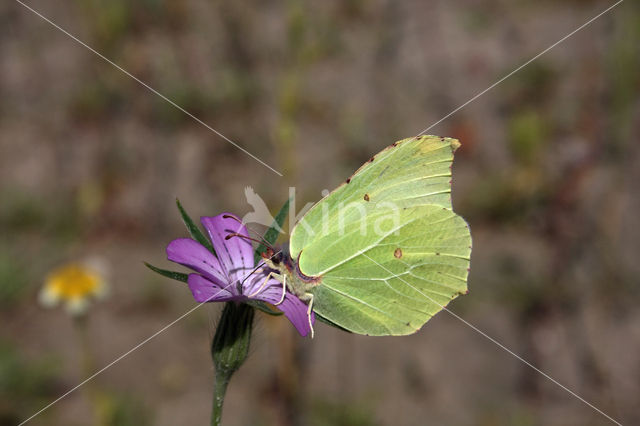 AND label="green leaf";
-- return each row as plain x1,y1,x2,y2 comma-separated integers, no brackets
176,198,215,255
254,196,291,263
144,262,188,283
247,300,284,316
